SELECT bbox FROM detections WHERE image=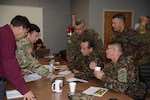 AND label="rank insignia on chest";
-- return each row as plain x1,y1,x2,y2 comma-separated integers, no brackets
118,68,127,83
